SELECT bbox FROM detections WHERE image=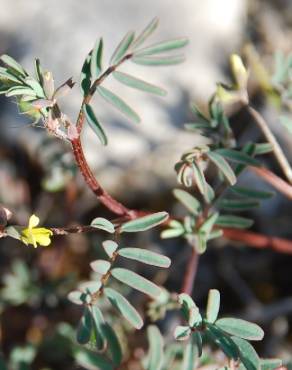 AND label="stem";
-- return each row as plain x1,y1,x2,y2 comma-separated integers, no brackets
250,166,292,200
247,106,292,184
181,248,199,294
71,137,135,217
